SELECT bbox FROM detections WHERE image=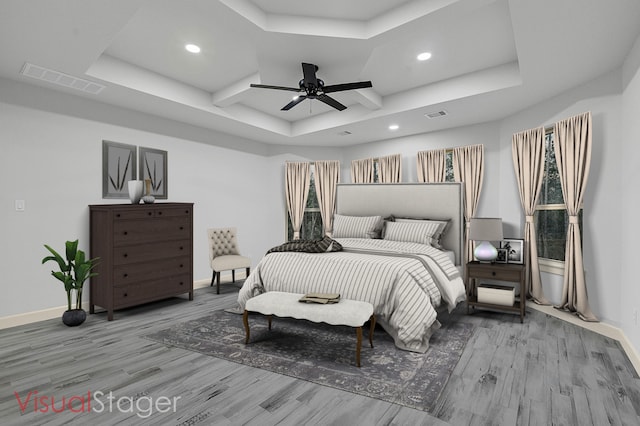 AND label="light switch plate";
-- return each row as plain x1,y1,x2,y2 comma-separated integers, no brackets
15,200,25,211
